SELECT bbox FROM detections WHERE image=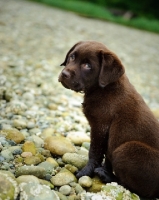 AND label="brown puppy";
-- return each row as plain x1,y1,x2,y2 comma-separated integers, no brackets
58,41,159,198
